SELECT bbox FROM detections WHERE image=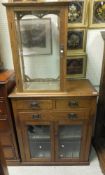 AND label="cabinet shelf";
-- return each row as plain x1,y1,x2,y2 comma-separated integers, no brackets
60,137,81,141
28,125,50,140
31,151,51,158
59,136,81,139
59,140,80,158
28,135,50,140
29,141,51,158
59,125,81,140
59,151,80,159
29,138,50,142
